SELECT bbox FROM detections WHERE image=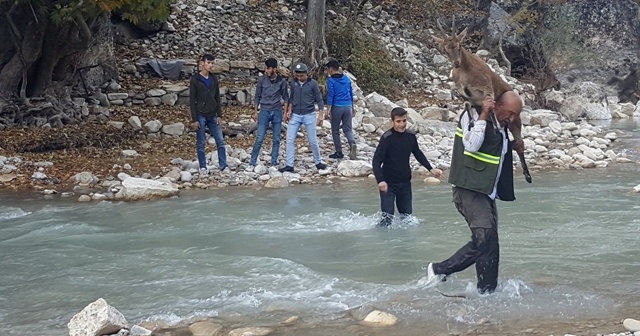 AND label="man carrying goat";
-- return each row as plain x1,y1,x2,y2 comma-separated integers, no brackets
425,92,523,294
